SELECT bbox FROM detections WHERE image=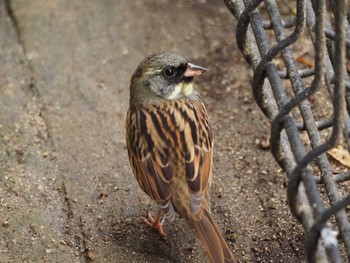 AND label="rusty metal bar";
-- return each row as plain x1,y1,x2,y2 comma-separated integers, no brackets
224,0,350,261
